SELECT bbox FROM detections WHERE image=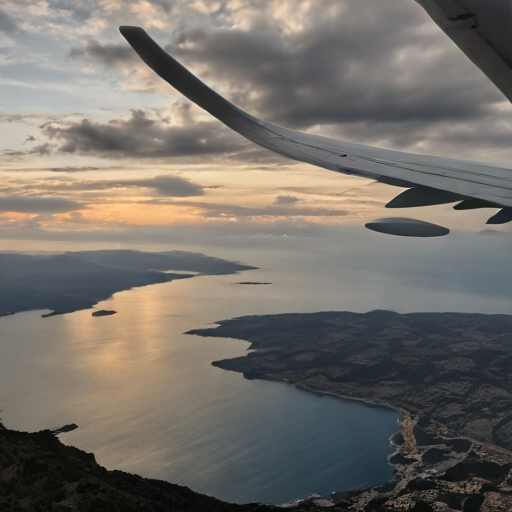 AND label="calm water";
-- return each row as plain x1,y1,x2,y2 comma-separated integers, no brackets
3,235,511,504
